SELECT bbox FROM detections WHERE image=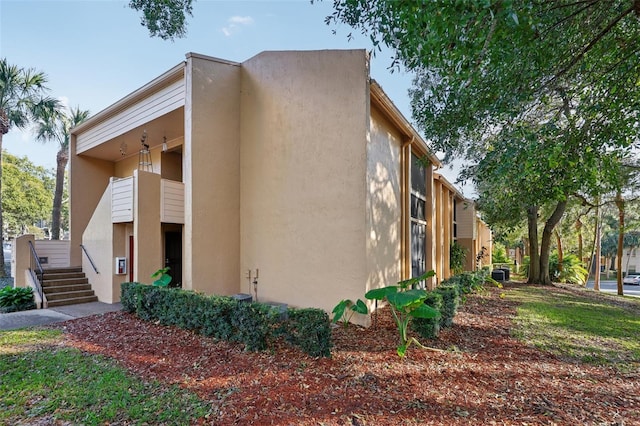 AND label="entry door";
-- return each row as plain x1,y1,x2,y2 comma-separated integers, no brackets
164,231,182,288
